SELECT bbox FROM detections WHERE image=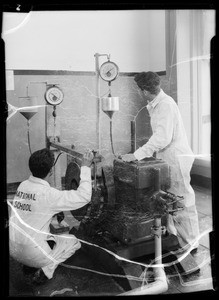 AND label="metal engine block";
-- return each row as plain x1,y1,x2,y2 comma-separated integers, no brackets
67,157,175,252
